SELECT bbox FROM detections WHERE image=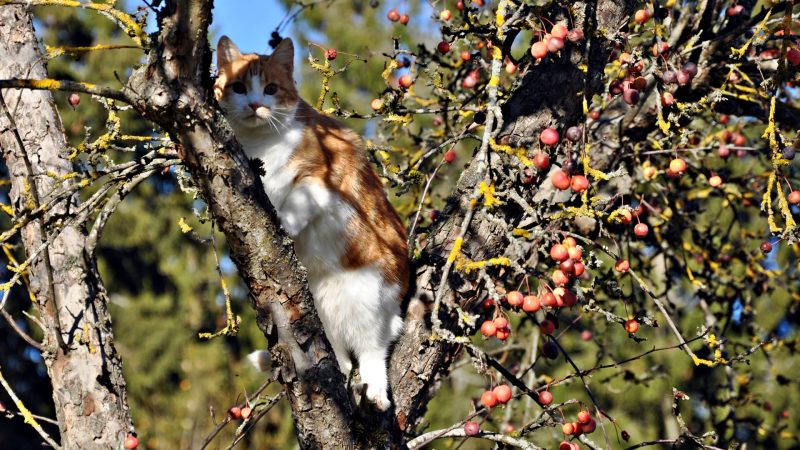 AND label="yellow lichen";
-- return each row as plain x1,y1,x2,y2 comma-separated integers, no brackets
178,217,193,233
478,181,502,208
447,237,464,263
